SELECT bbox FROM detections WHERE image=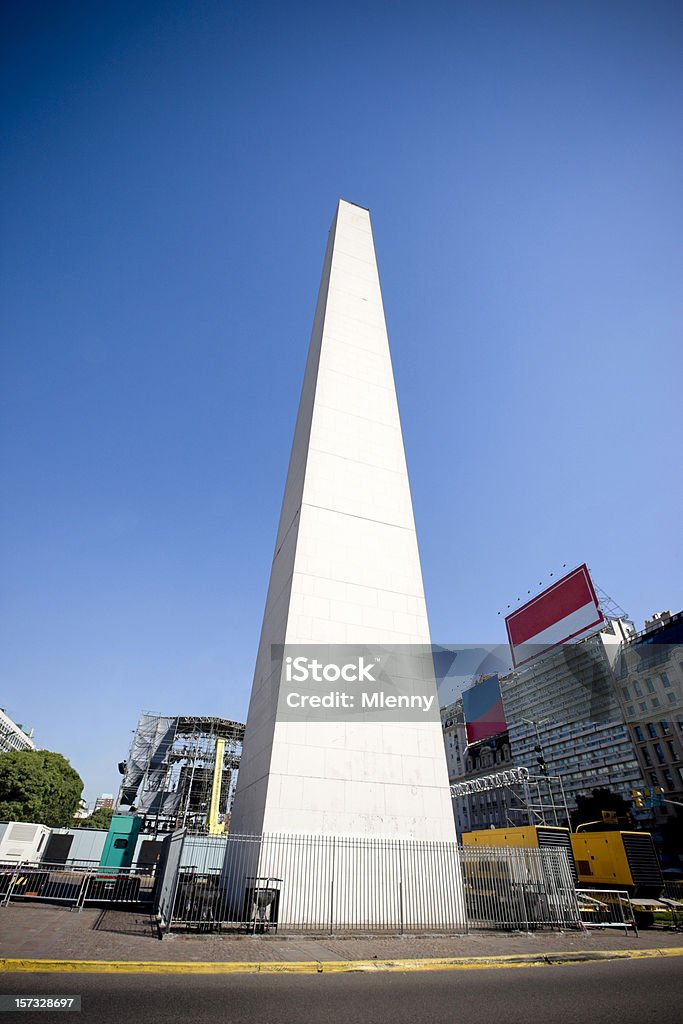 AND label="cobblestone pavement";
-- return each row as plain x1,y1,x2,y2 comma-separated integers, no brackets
1,905,682,963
